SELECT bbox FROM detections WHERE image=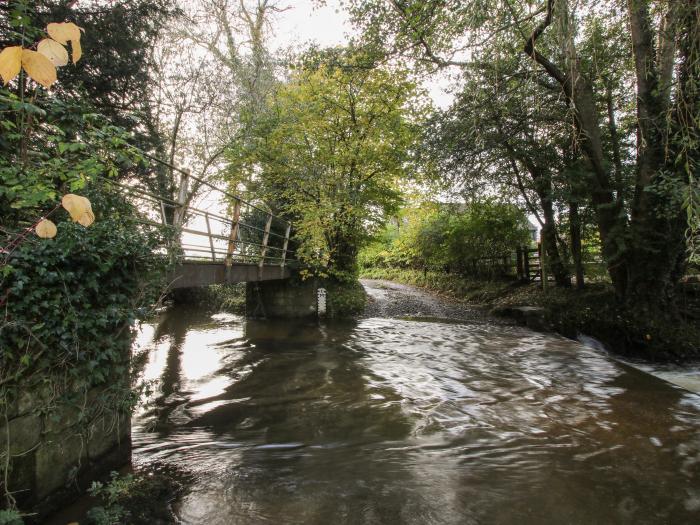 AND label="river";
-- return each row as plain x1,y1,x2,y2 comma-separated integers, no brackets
119,280,700,524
